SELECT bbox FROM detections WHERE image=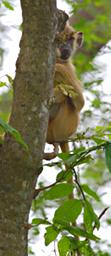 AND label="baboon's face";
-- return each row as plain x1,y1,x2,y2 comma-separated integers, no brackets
56,24,83,61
